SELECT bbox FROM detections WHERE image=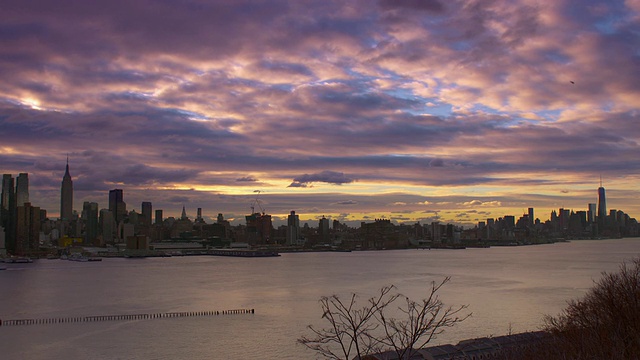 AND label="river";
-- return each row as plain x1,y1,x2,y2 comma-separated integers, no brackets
1,238,639,359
